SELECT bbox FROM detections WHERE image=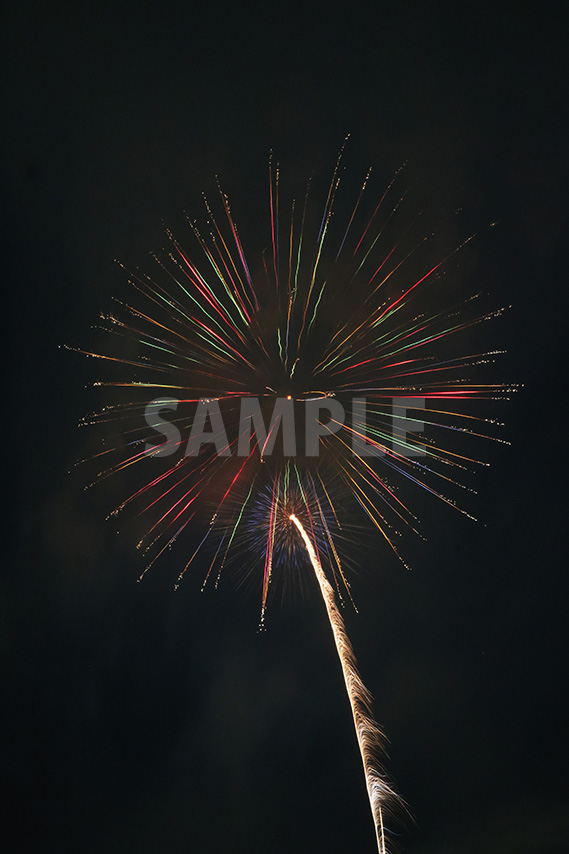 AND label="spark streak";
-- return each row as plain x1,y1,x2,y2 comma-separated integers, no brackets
290,513,397,854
